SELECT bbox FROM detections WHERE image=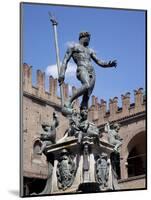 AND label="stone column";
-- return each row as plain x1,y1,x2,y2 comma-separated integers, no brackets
120,158,128,180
